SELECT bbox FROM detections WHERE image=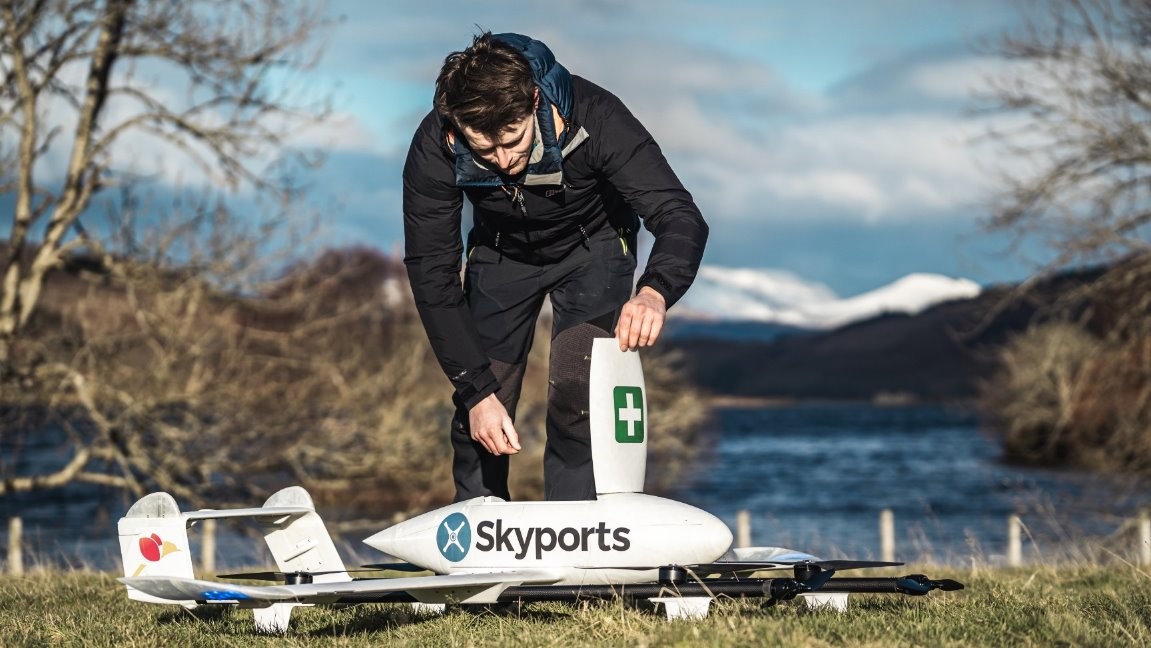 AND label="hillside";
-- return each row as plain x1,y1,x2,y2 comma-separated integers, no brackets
666,268,1104,402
